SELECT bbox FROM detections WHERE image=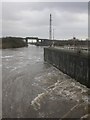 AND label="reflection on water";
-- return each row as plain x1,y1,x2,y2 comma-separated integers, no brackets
2,45,89,118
